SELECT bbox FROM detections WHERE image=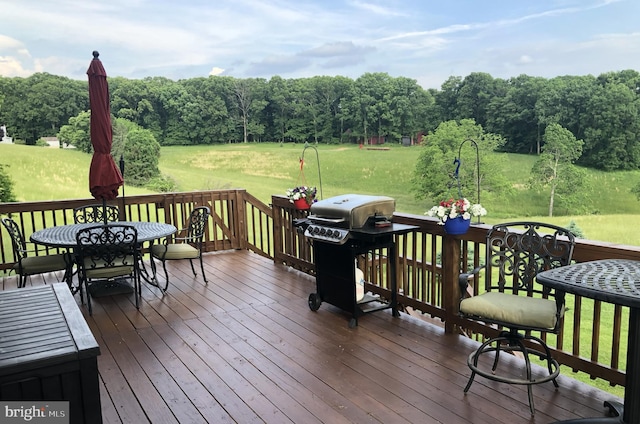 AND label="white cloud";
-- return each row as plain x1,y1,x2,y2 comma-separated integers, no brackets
299,42,375,58
348,0,409,17
518,55,534,64
0,35,36,77
209,67,225,76
0,34,26,51
0,56,34,77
